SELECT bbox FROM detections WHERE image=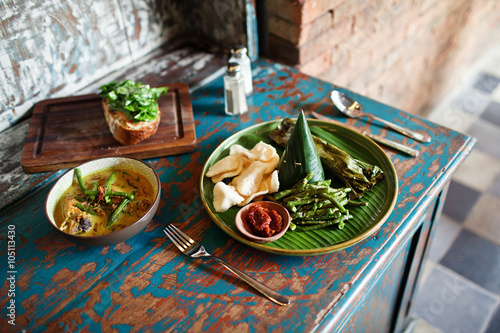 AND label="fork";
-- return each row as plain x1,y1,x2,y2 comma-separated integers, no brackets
163,224,290,306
